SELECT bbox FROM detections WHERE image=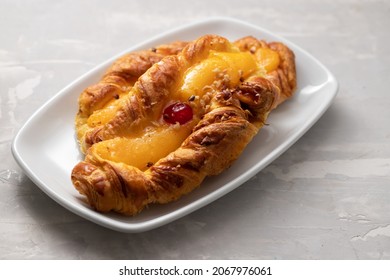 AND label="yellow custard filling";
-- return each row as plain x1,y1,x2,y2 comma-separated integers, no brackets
91,45,280,171
255,48,280,72
177,50,259,100
92,122,194,170
87,93,126,127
